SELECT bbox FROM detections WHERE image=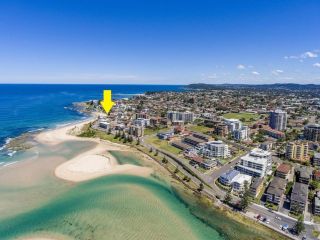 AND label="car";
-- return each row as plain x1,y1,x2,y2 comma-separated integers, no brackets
265,219,270,224
256,214,261,219
275,216,281,220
